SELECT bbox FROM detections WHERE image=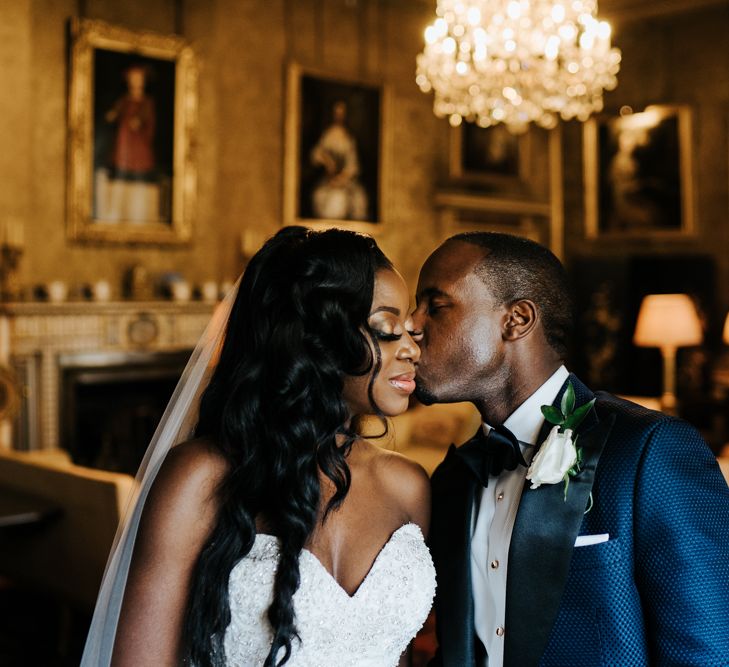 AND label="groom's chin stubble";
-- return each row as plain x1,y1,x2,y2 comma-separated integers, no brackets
414,383,438,405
